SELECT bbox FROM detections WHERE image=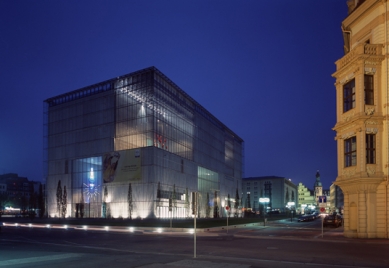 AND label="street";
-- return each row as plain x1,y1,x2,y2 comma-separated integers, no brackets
1,218,388,267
